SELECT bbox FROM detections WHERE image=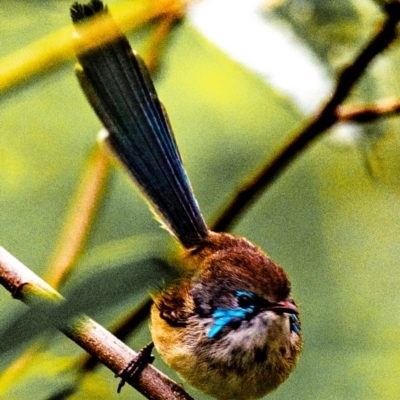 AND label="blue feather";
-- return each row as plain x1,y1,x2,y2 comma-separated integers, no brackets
208,291,257,338
208,308,247,339
72,5,208,248
290,314,301,334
